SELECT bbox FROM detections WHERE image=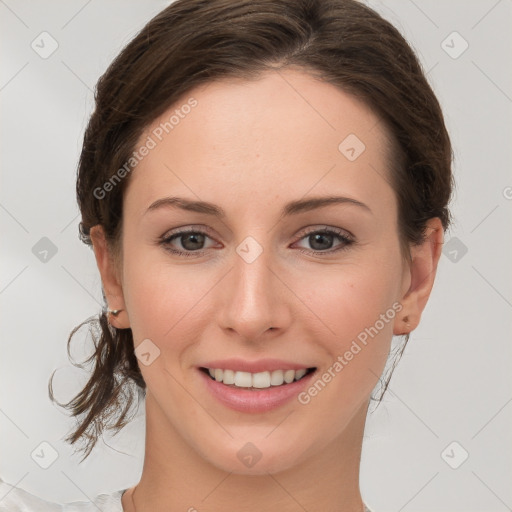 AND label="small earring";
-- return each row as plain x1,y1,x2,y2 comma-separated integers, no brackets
108,309,123,317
